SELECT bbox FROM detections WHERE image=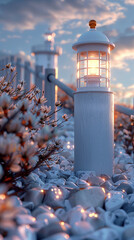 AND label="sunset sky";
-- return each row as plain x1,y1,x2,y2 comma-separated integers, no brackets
0,0,134,104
